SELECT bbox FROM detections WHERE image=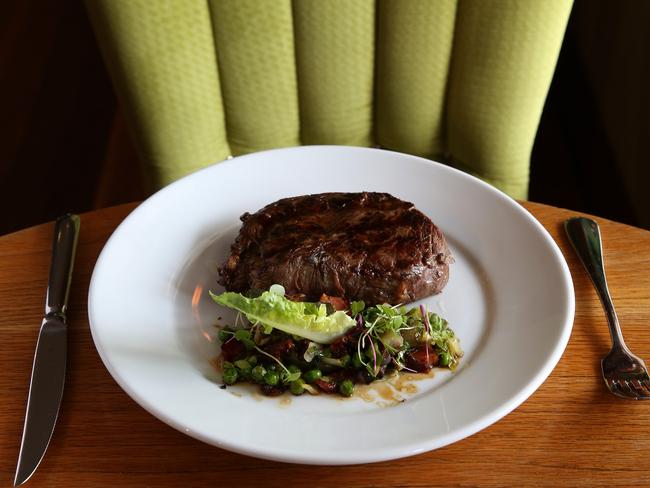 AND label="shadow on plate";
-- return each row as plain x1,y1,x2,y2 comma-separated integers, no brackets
171,225,239,383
